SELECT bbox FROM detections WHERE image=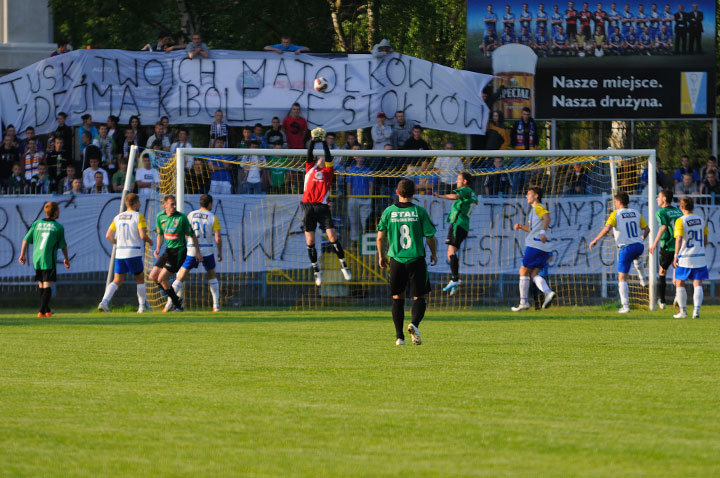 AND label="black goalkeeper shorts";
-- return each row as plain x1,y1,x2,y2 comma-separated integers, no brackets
389,257,431,297
301,202,335,232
